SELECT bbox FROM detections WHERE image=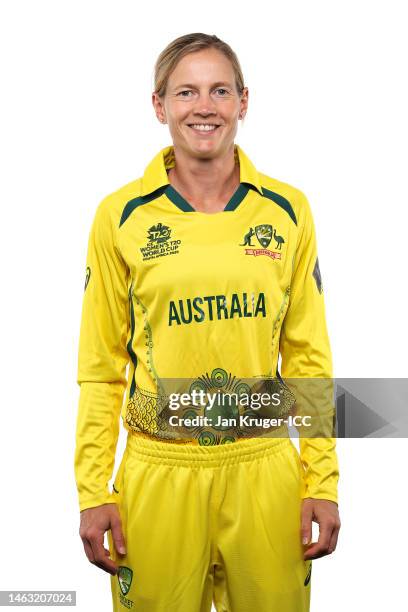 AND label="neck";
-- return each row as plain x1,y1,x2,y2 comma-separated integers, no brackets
167,144,240,213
